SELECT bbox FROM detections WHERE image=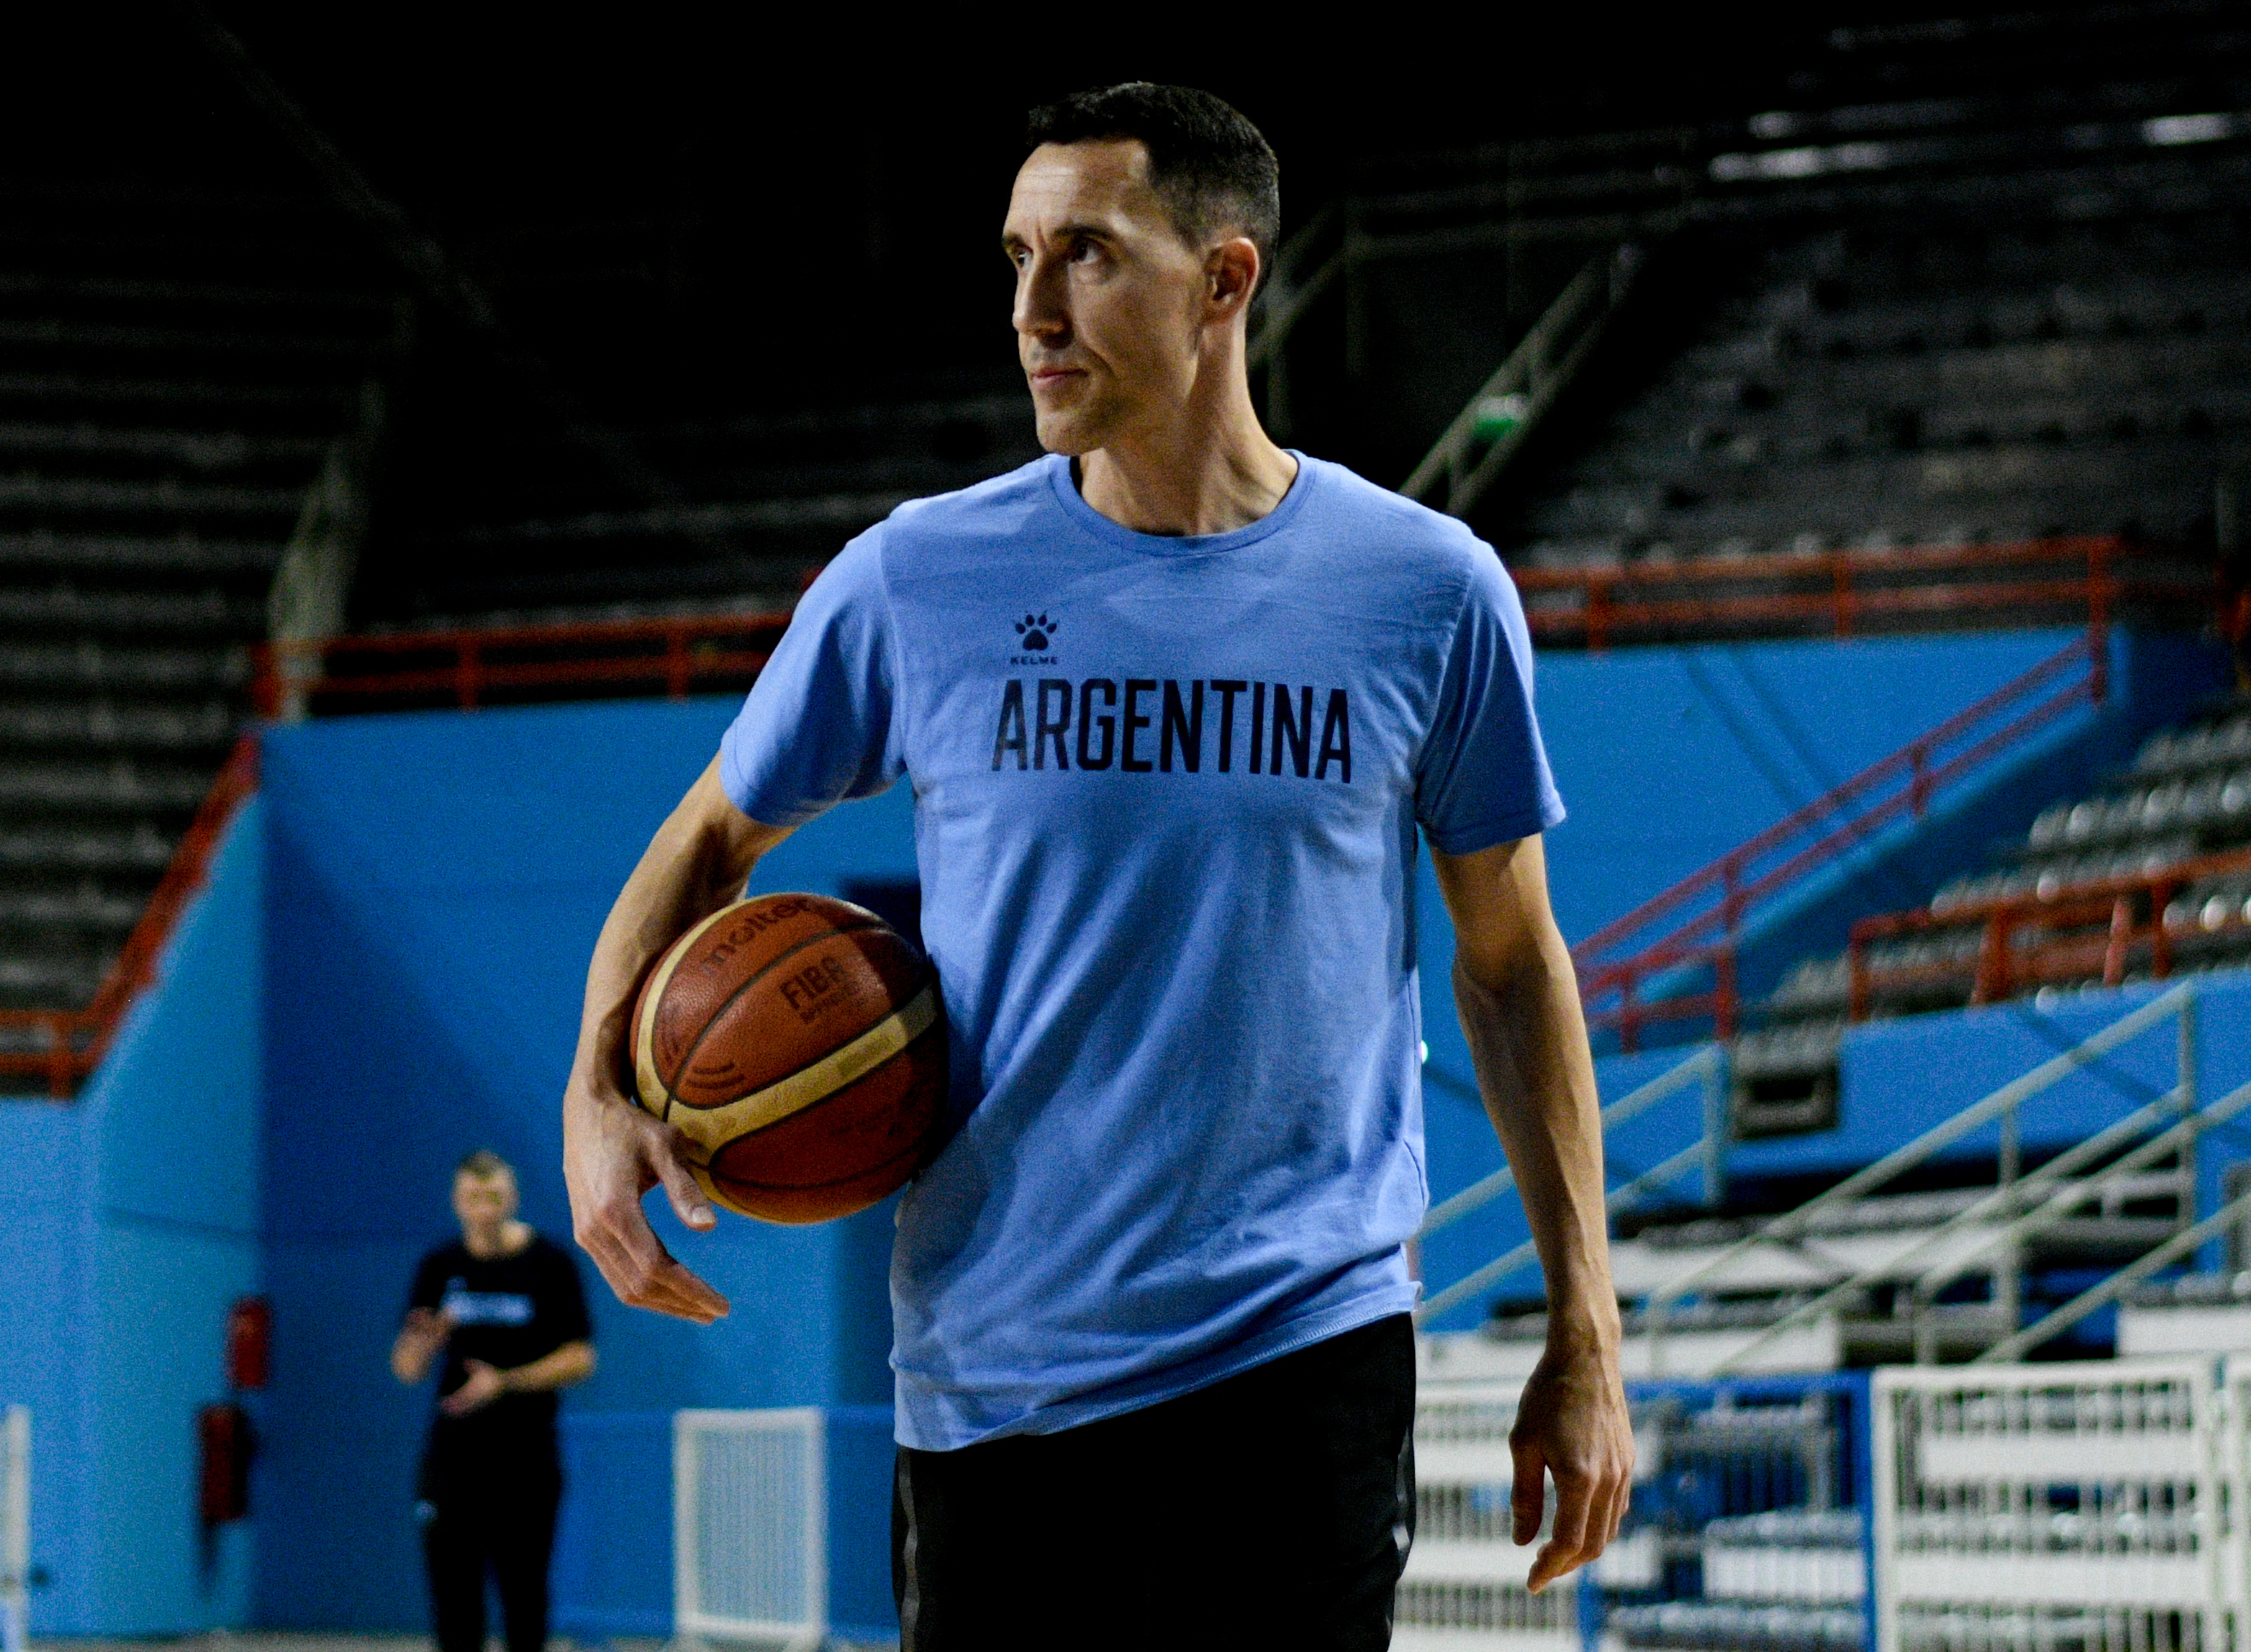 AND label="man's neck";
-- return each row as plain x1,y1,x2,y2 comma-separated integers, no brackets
1076,376,1297,537
463,1220,531,1260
